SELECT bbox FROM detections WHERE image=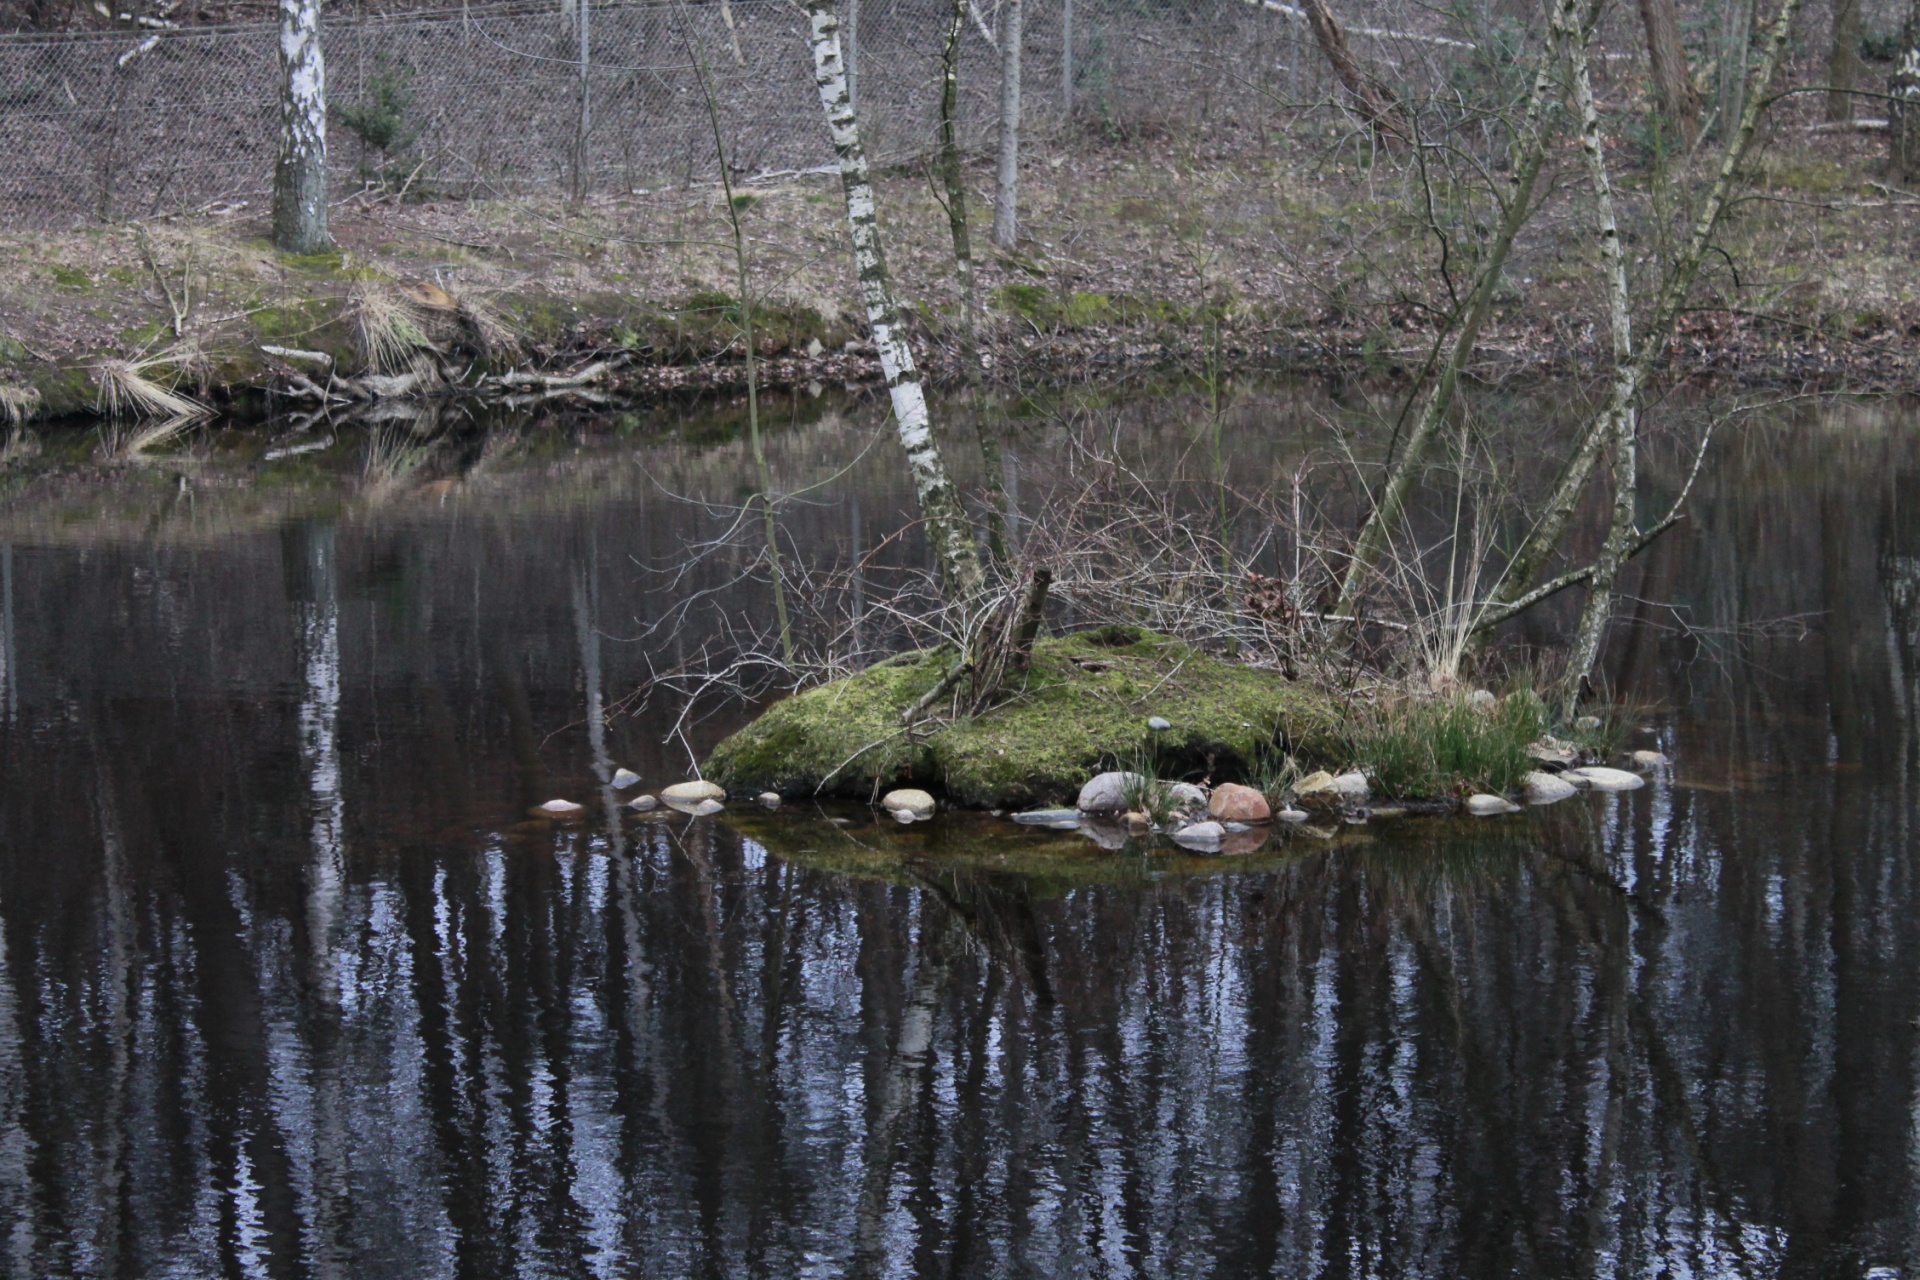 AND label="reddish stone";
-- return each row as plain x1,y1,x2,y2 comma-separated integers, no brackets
1207,783,1271,823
